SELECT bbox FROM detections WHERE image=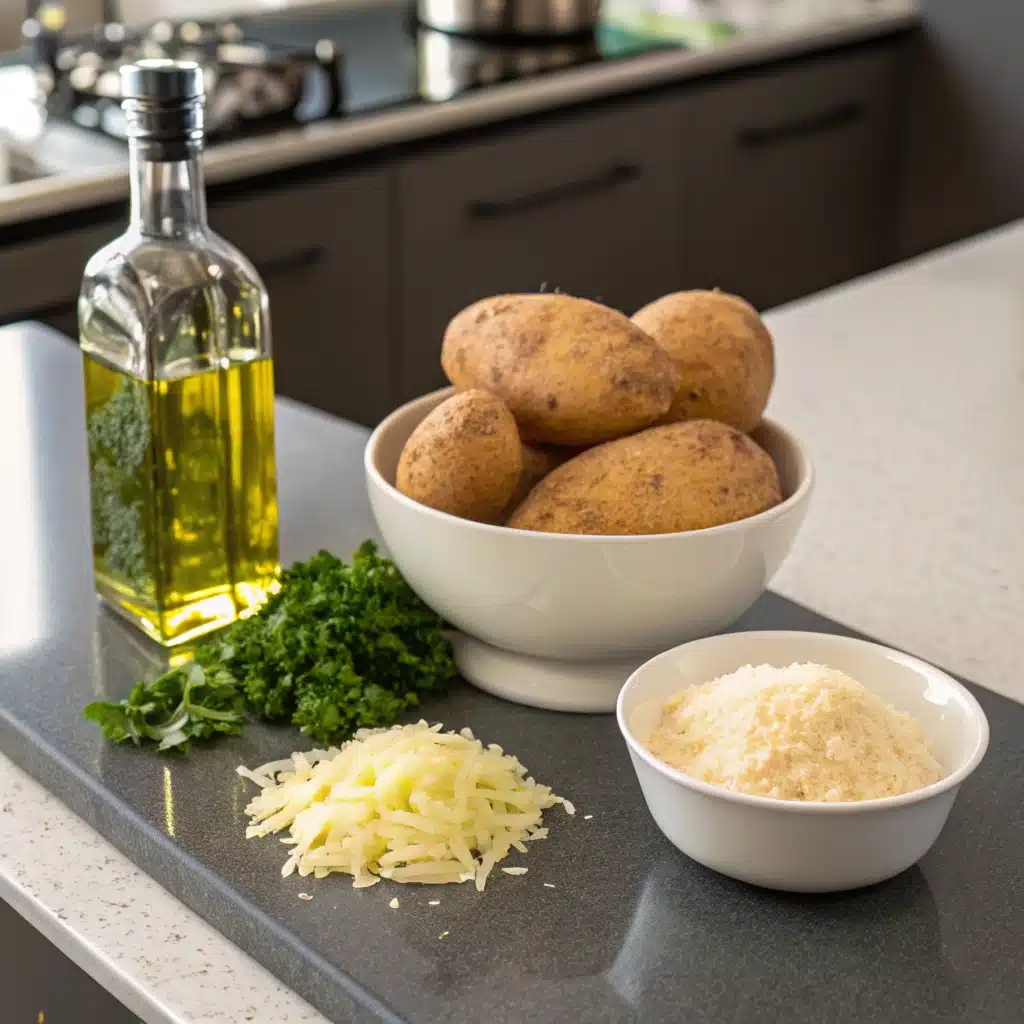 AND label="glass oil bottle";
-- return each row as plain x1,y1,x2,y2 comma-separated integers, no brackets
79,60,279,646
